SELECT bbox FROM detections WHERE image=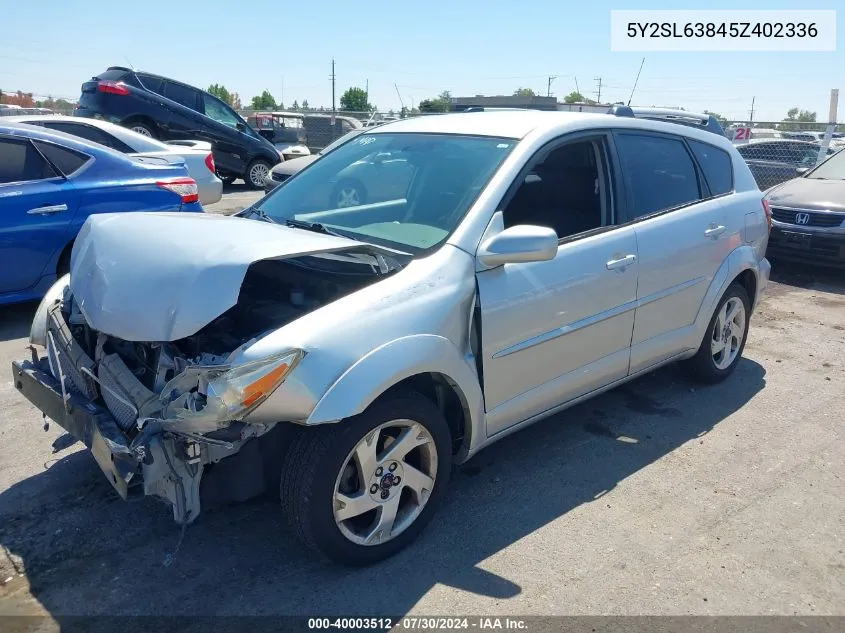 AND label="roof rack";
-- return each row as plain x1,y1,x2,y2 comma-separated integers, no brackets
607,105,725,137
